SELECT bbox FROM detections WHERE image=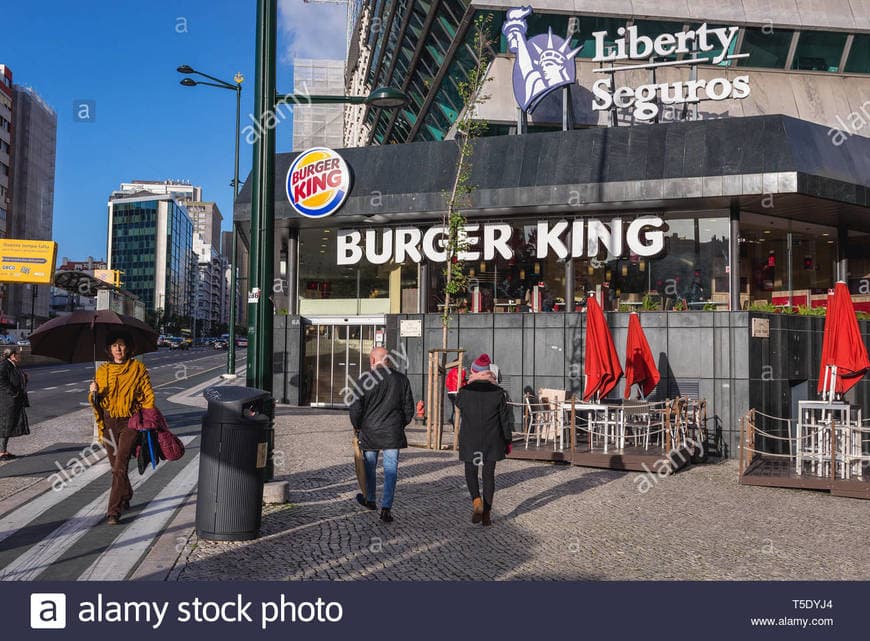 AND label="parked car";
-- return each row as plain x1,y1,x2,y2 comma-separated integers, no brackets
158,335,173,347
213,339,227,350
16,339,30,346
235,338,248,348
168,337,190,350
